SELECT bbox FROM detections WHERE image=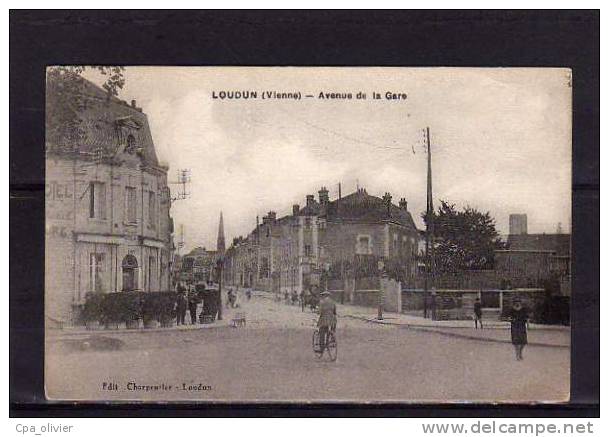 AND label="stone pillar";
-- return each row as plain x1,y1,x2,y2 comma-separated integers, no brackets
382,277,402,313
